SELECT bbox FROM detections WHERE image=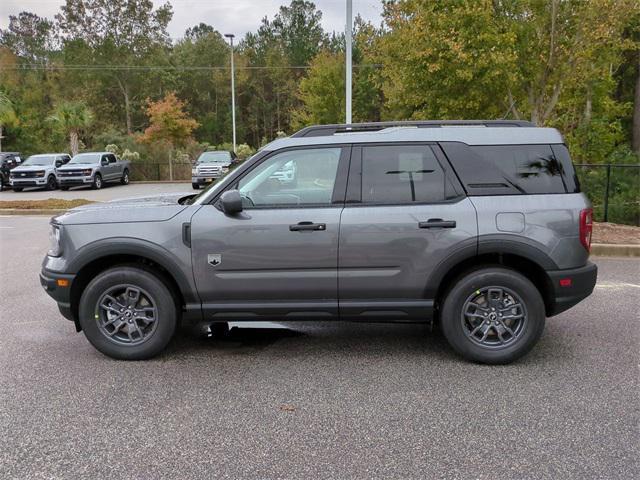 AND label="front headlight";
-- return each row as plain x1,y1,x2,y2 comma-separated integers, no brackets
82,169,92,176
192,168,198,175
36,171,45,177
48,223,62,257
